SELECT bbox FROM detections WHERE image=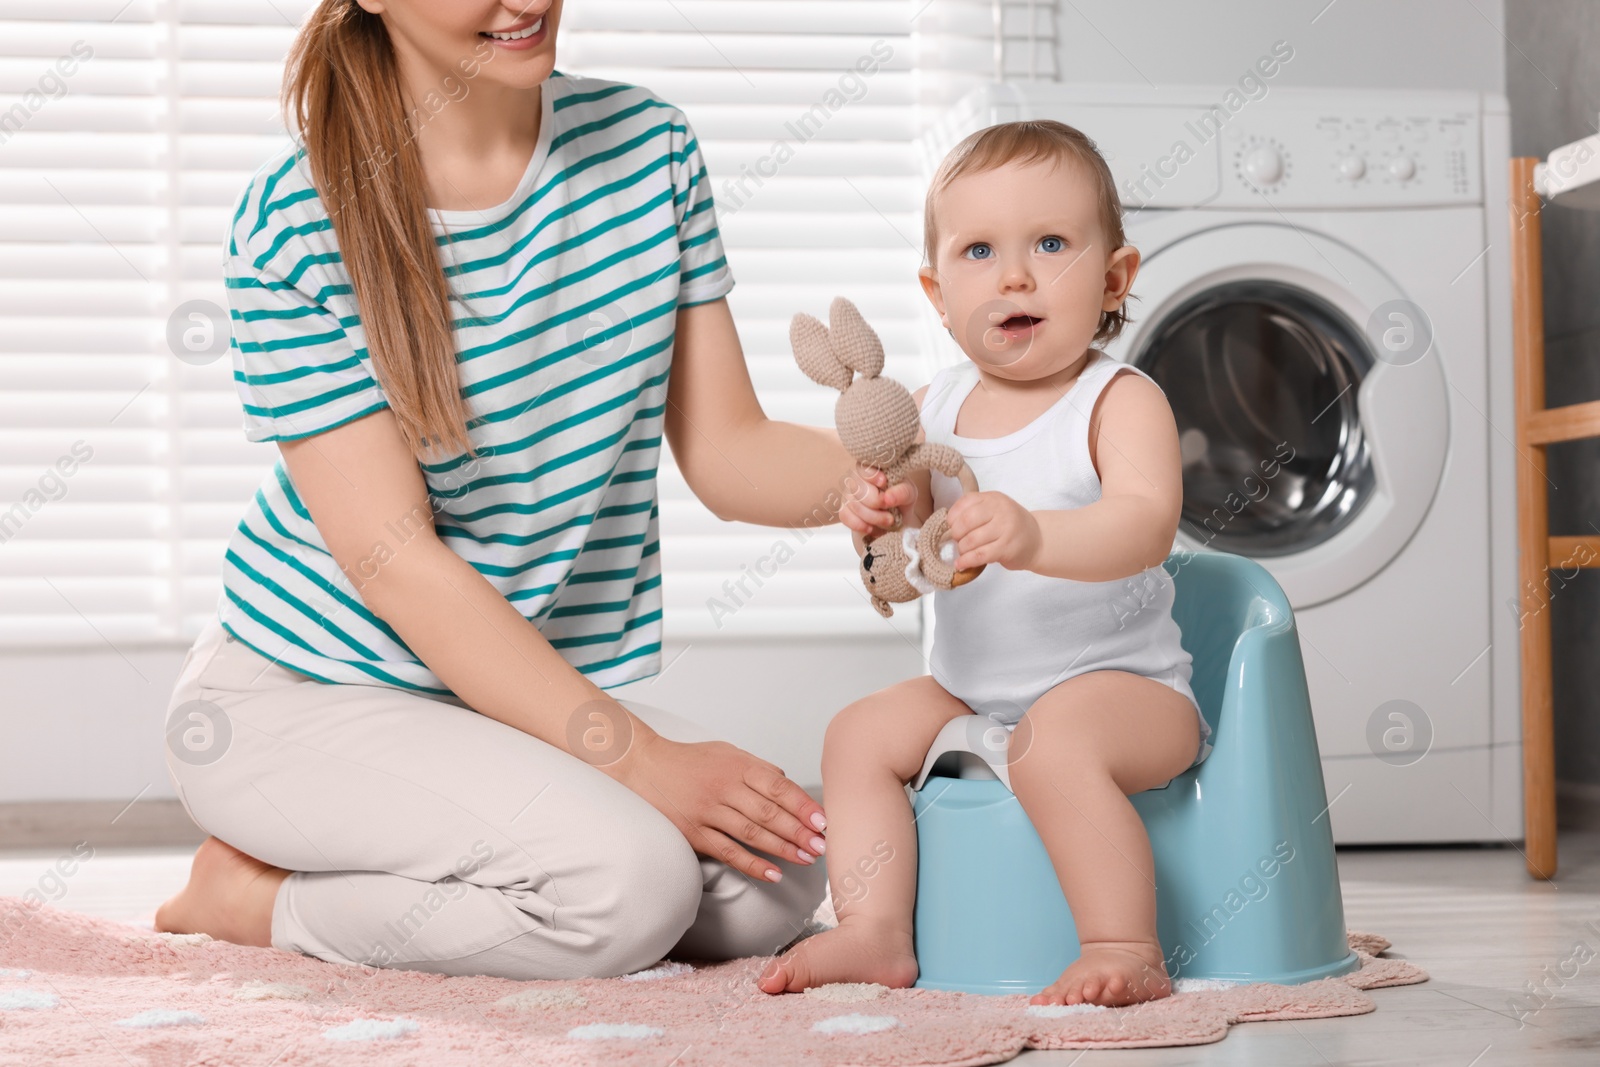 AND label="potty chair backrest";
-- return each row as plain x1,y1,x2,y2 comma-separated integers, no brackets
1163,548,1281,750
